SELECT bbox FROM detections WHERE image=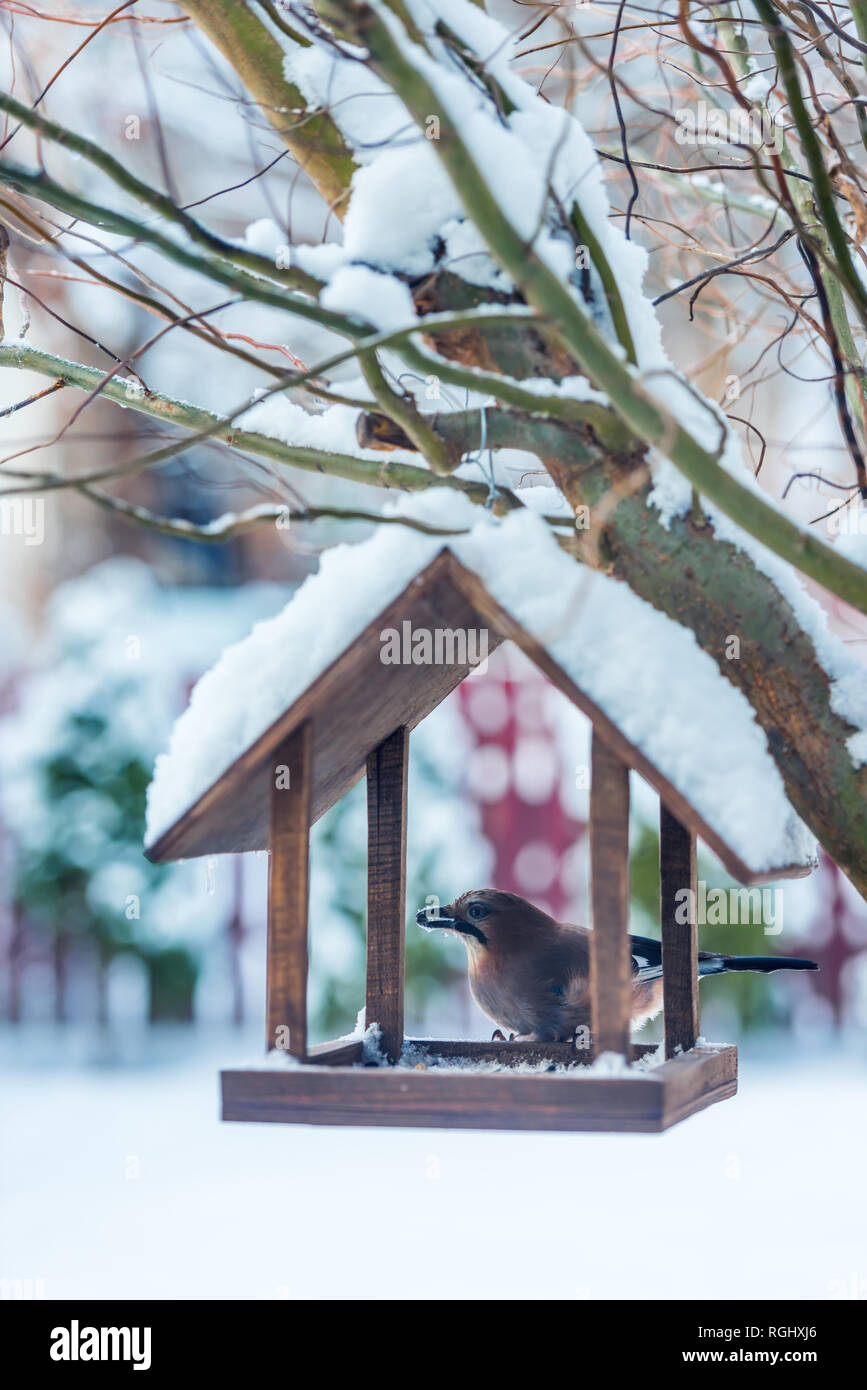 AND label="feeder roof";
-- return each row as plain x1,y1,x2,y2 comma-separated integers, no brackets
145,497,817,884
